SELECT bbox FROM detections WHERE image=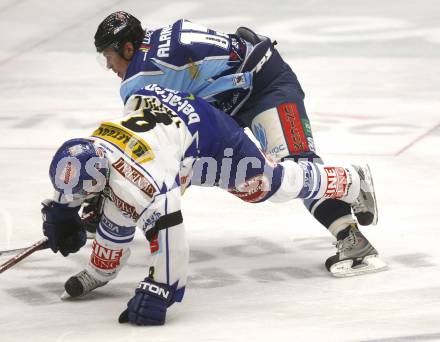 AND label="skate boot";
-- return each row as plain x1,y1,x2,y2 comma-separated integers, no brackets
352,164,378,226
61,269,108,299
325,224,388,277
